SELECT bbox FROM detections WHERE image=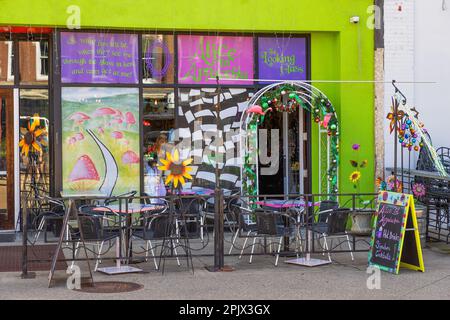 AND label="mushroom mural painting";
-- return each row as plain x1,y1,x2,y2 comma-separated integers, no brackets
62,87,140,197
